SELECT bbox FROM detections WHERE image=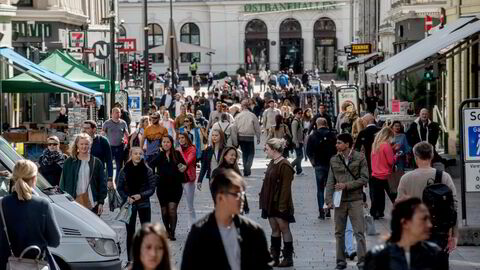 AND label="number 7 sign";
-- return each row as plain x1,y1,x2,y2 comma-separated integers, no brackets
69,31,86,48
